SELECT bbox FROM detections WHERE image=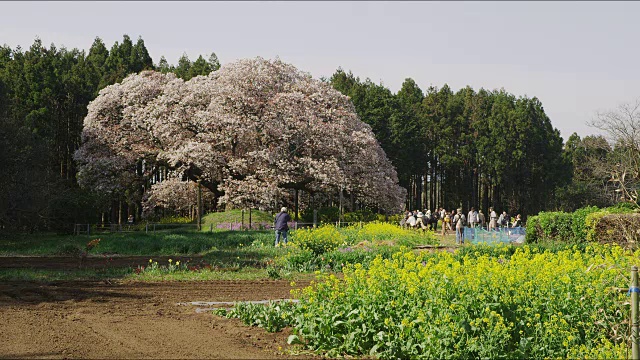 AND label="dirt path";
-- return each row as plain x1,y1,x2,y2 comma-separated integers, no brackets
0,280,312,359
